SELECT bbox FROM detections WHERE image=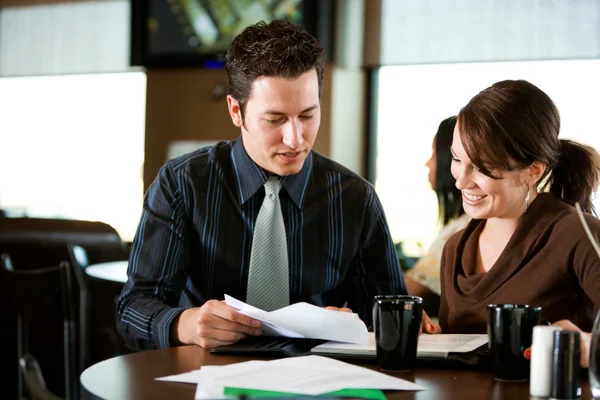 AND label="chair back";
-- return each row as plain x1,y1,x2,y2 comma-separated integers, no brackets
66,243,131,366
19,354,63,400
66,244,90,372
0,217,129,268
0,254,78,400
